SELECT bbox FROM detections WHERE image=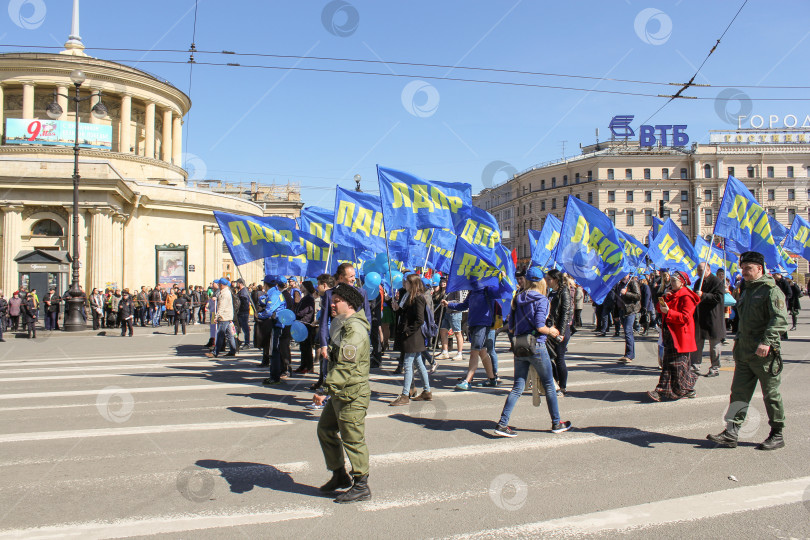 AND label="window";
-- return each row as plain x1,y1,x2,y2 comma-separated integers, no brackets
541,200,546,211
662,190,670,202
644,168,651,180
787,166,794,178
564,197,568,207
704,208,713,226
680,190,688,202
575,173,580,184
645,190,652,202
767,166,775,178
625,169,632,180
768,189,775,201
551,177,557,188
551,198,557,209
608,191,615,202
587,192,593,204
747,166,755,178
728,166,735,177
31,219,63,237
576,194,581,199
541,179,545,190
607,209,616,223
523,186,527,195
768,208,776,218
680,210,689,225
626,210,634,226
703,189,712,202
529,202,533,213
587,170,593,181
662,168,669,180
563,175,568,186
607,169,614,180
807,188,810,200
529,183,532,192
645,209,653,226
663,208,671,218
523,204,526,215
680,168,688,179
788,188,795,200
704,164,712,178
789,208,796,224
750,188,756,198
626,191,634,202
